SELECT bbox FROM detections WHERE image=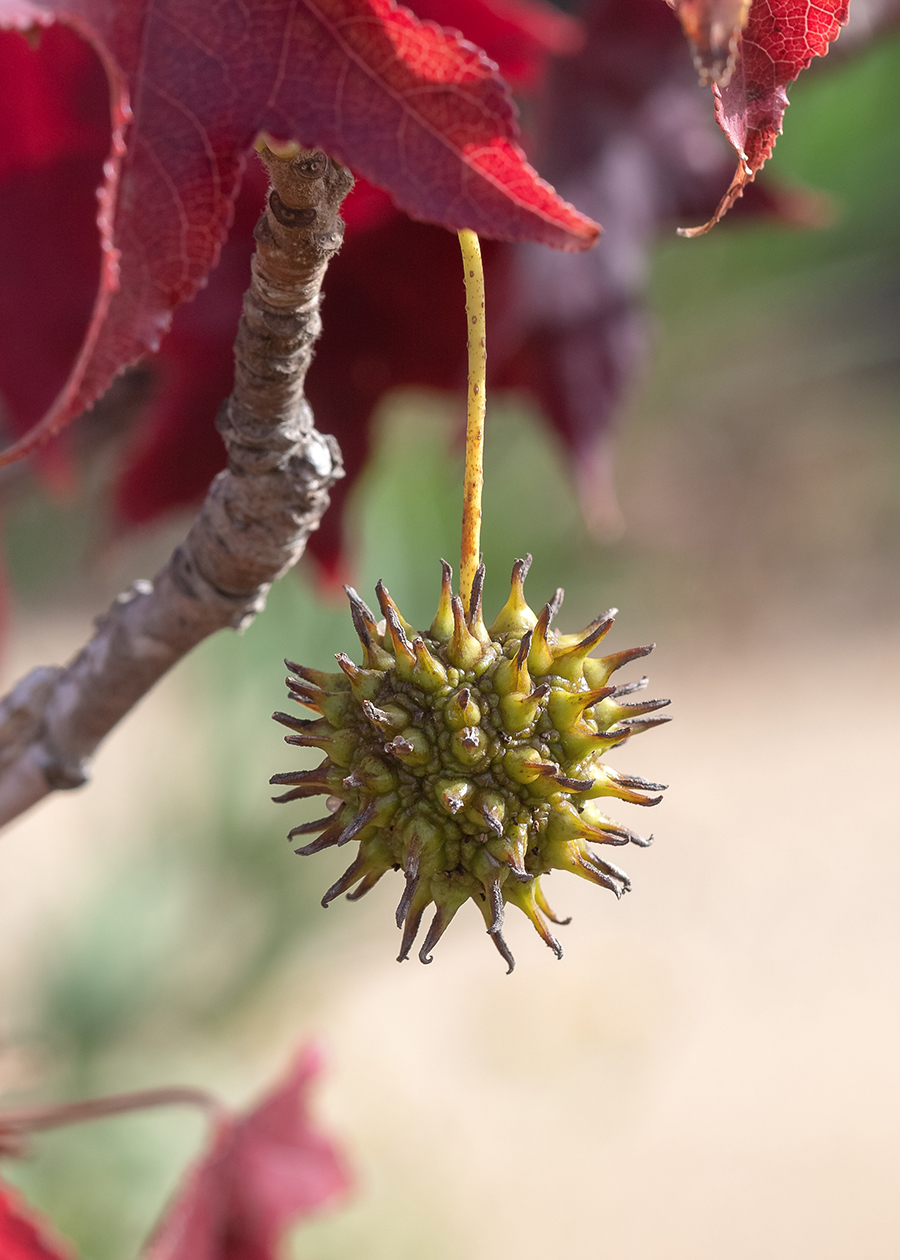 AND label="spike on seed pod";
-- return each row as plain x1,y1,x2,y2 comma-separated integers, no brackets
447,595,484,671
272,559,669,969
527,603,556,676
490,555,536,638
430,560,455,642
